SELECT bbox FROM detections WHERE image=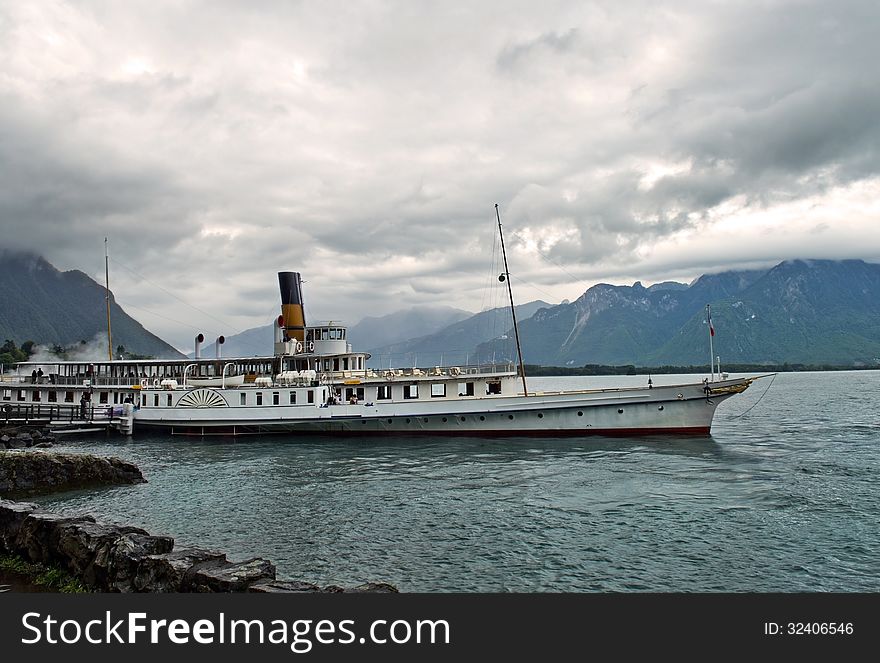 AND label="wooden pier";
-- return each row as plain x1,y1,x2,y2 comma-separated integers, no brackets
0,402,131,435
